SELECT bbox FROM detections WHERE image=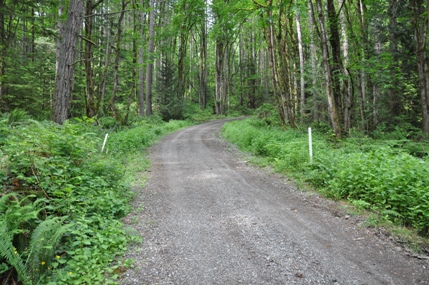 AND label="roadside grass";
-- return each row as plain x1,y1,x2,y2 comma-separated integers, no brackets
0,112,194,285
222,117,429,253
